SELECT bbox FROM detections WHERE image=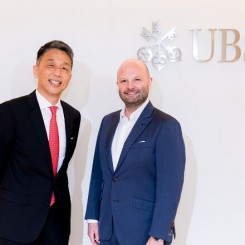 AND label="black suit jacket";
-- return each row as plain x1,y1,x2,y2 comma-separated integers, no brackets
0,91,81,243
